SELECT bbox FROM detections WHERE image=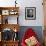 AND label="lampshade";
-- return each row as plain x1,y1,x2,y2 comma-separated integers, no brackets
13,28,17,32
